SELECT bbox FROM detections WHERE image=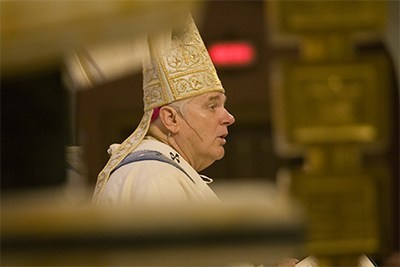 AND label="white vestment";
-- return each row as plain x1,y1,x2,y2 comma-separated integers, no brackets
100,137,220,205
